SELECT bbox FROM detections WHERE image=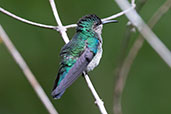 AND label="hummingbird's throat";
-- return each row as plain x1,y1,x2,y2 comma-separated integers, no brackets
93,24,103,35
